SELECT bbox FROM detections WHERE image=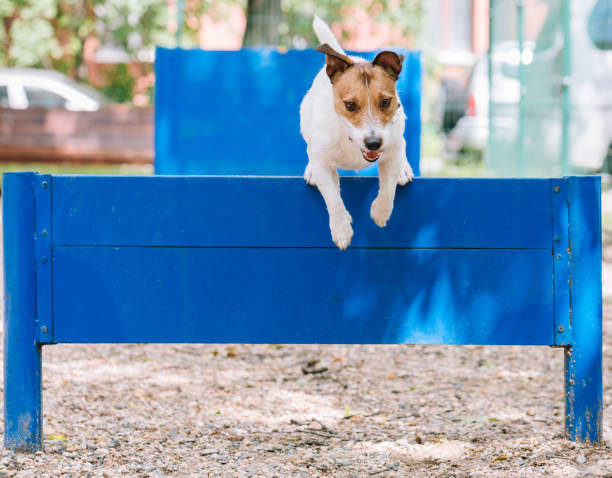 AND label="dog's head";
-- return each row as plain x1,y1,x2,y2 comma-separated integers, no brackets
316,43,404,163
